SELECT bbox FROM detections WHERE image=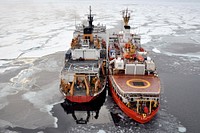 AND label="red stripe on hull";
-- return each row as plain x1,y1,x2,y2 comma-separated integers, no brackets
109,78,159,124
65,85,106,103
66,96,93,103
